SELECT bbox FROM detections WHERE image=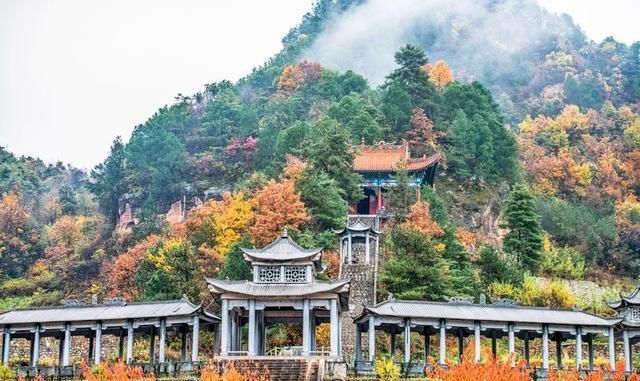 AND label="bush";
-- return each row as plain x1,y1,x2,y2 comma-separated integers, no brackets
427,348,531,381
374,357,400,381
0,364,13,381
200,362,270,381
518,276,576,309
82,361,155,381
